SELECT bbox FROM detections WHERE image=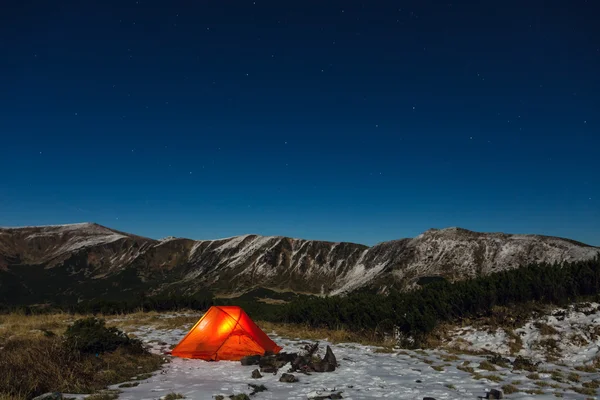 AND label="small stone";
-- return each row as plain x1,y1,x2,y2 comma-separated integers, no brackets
229,394,250,400
423,397,437,400
248,383,267,395
279,373,298,383
251,369,262,379
415,379,422,383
